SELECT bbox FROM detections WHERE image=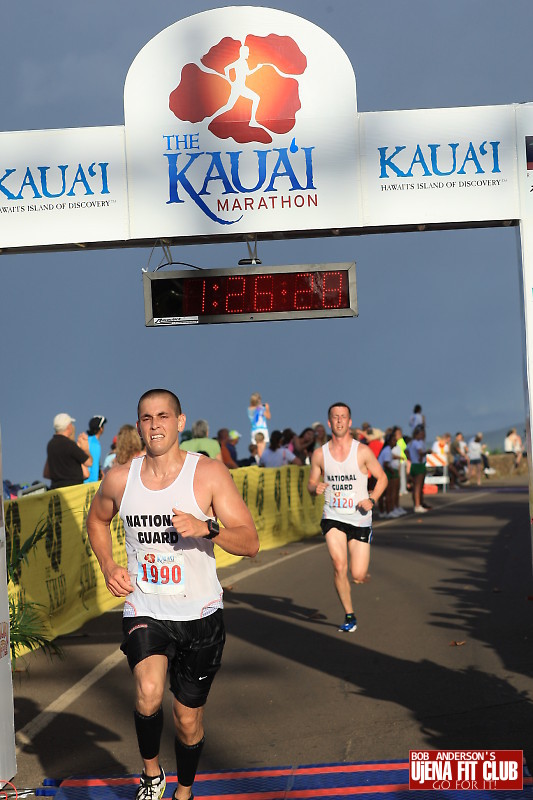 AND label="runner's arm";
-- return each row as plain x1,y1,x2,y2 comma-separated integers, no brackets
172,461,259,558
87,469,133,596
307,448,327,495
